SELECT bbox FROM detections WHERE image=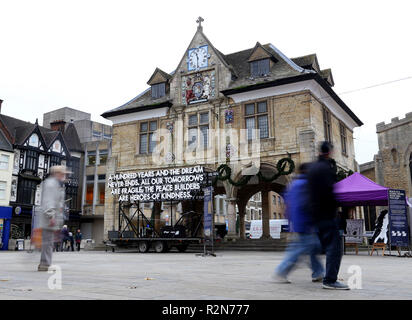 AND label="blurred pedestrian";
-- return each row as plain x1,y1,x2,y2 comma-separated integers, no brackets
272,163,324,283
38,165,71,271
307,142,349,290
337,211,347,254
75,229,82,251
61,225,70,251
53,230,61,252
68,232,74,252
